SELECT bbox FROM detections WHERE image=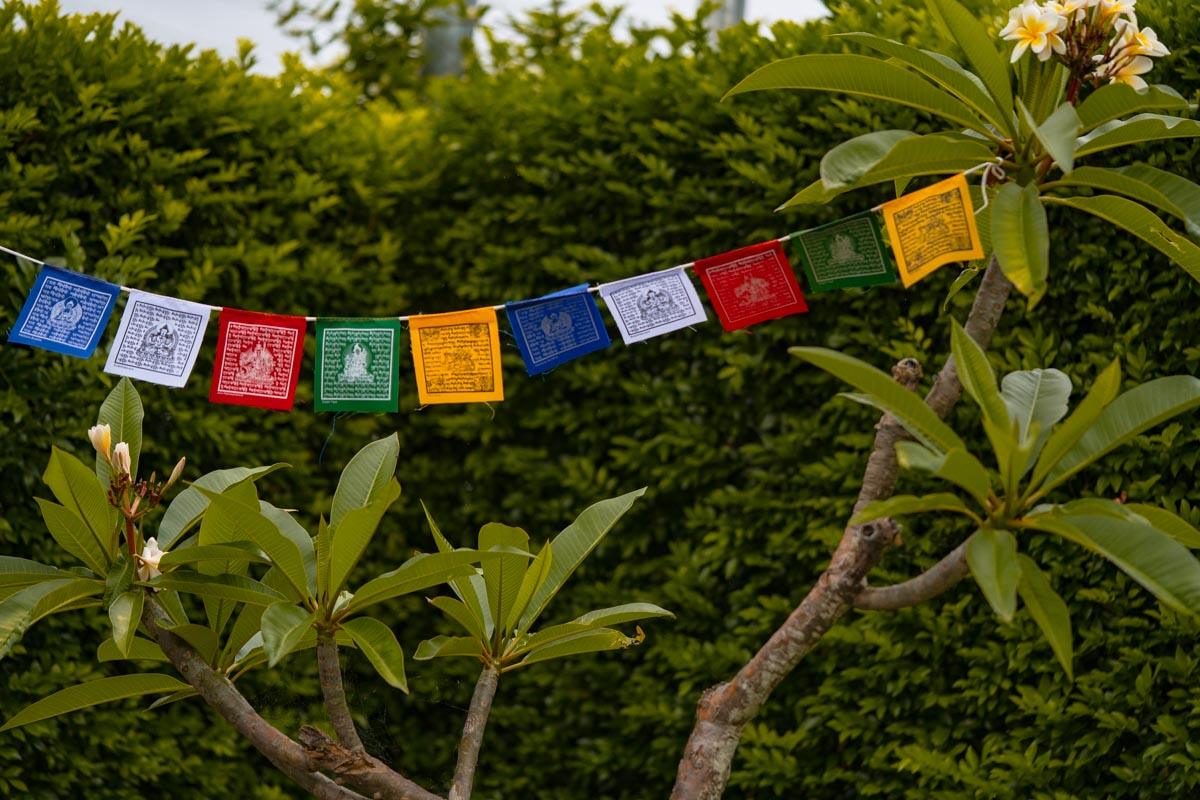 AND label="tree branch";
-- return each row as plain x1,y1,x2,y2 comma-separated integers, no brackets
142,598,442,800
671,257,1013,800
449,664,500,800
316,628,366,751
853,540,970,610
